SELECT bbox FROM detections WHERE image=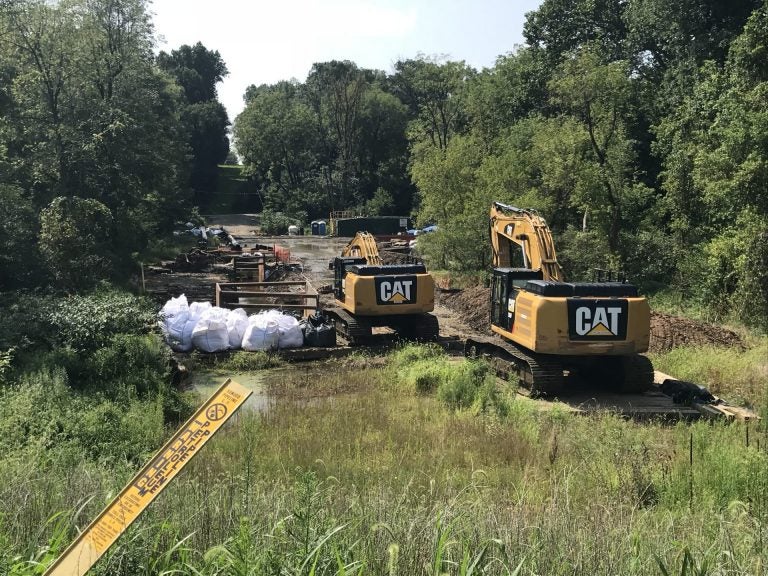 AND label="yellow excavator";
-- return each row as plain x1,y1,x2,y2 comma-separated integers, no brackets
465,202,653,395
324,232,439,344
